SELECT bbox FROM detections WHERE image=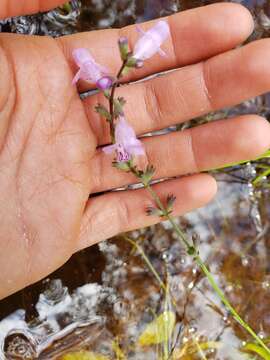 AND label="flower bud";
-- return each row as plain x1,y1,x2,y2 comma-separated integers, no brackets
96,76,113,90
118,36,129,61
